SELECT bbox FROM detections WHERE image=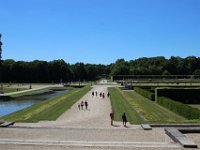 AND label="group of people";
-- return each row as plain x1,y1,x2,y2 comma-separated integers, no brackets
110,111,128,127
78,101,88,110
92,91,110,99
77,90,127,127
